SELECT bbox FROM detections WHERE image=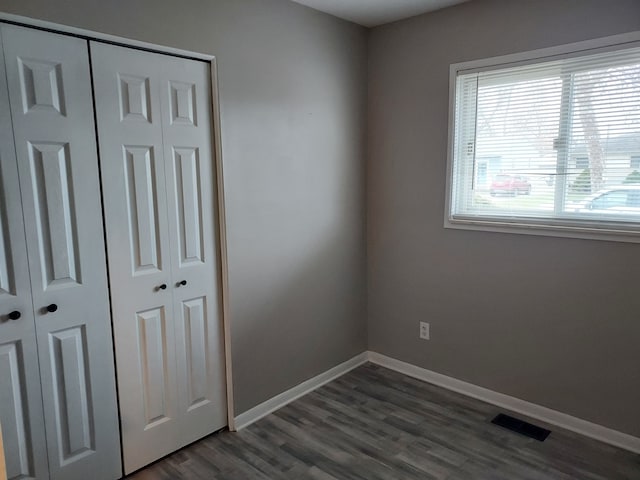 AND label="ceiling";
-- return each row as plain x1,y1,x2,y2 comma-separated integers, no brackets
290,0,470,27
